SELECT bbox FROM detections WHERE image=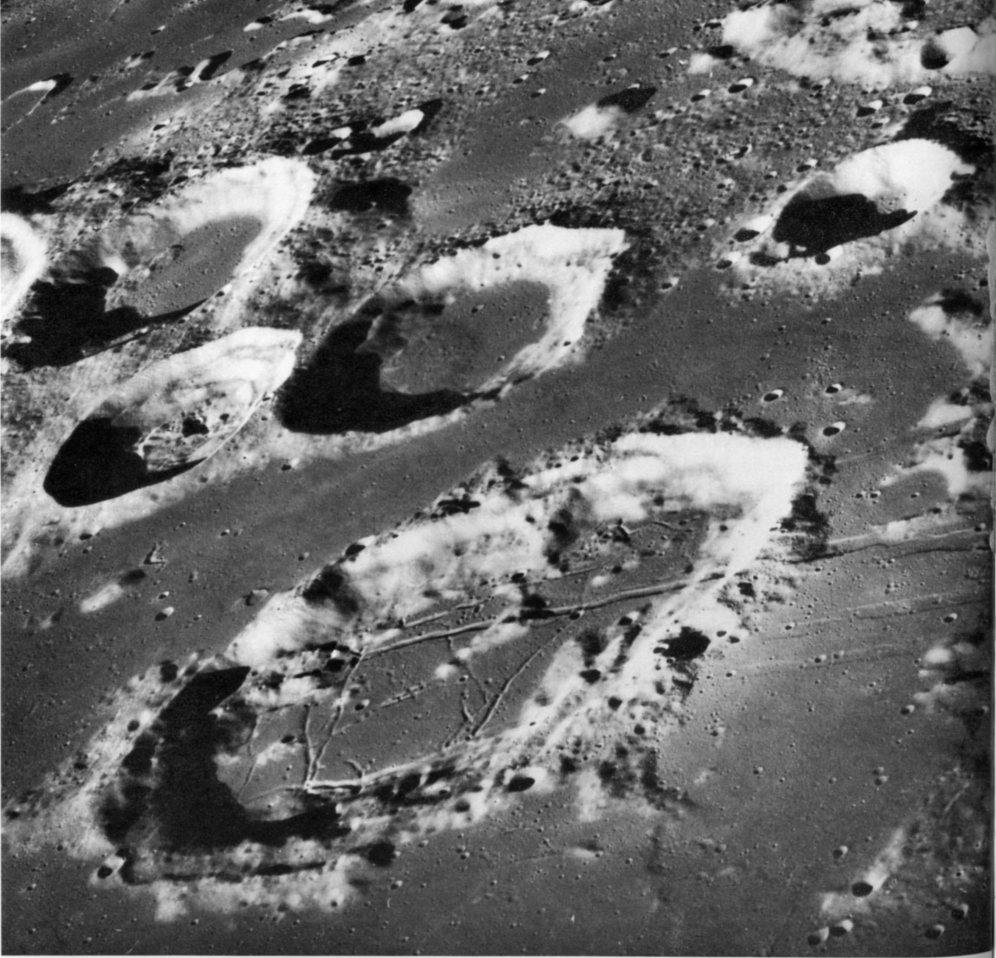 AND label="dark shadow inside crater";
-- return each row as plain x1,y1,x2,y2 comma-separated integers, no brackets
304,127,405,157
8,215,256,369
771,191,916,256
43,418,196,508
920,37,950,70
303,99,444,157
139,667,252,851
897,103,993,165
276,316,472,435
935,287,986,317
326,178,412,216
6,269,204,369
658,626,711,662
597,85,657,114
103,667,352,869
0,181,72,215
